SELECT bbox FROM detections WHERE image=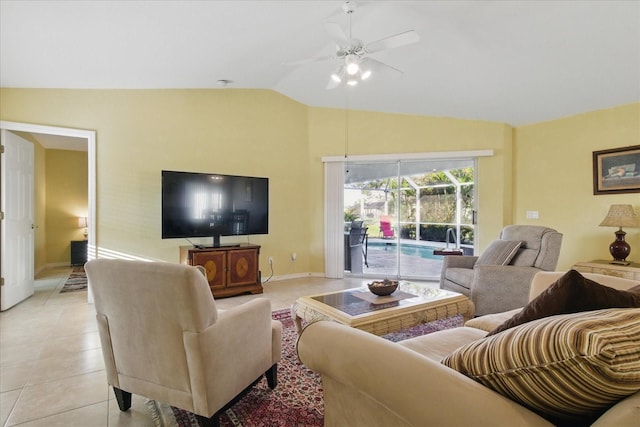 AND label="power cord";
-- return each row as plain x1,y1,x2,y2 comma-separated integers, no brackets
263,259,274,283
